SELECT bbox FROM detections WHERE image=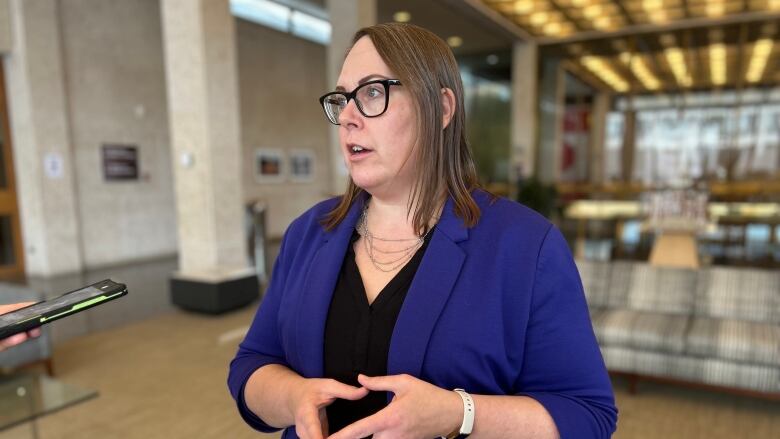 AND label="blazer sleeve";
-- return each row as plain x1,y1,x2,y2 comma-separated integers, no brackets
515,226,618,438
227,226,296,433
